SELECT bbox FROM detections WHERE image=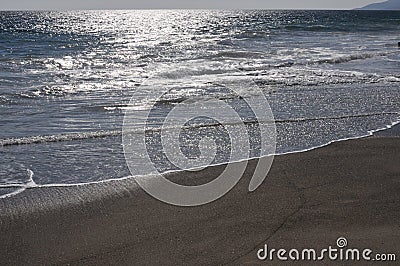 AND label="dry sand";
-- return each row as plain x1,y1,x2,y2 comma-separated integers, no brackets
0,136,399,265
